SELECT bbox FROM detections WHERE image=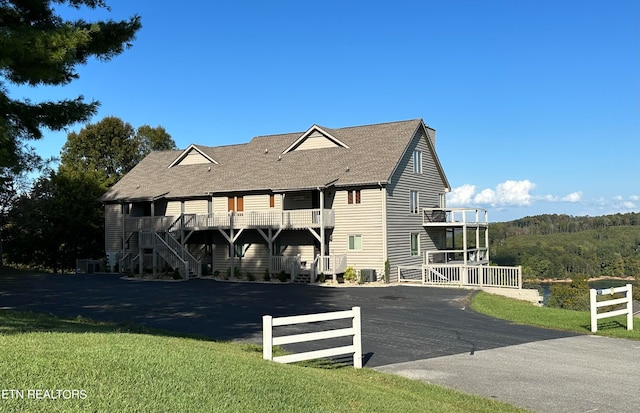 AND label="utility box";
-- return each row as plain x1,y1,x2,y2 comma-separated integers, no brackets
360,269,376,283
